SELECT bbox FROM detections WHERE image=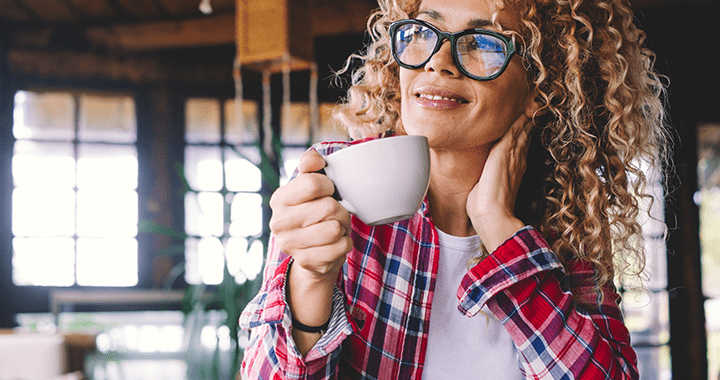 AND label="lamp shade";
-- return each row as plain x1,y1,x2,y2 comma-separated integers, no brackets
236,0,313,72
